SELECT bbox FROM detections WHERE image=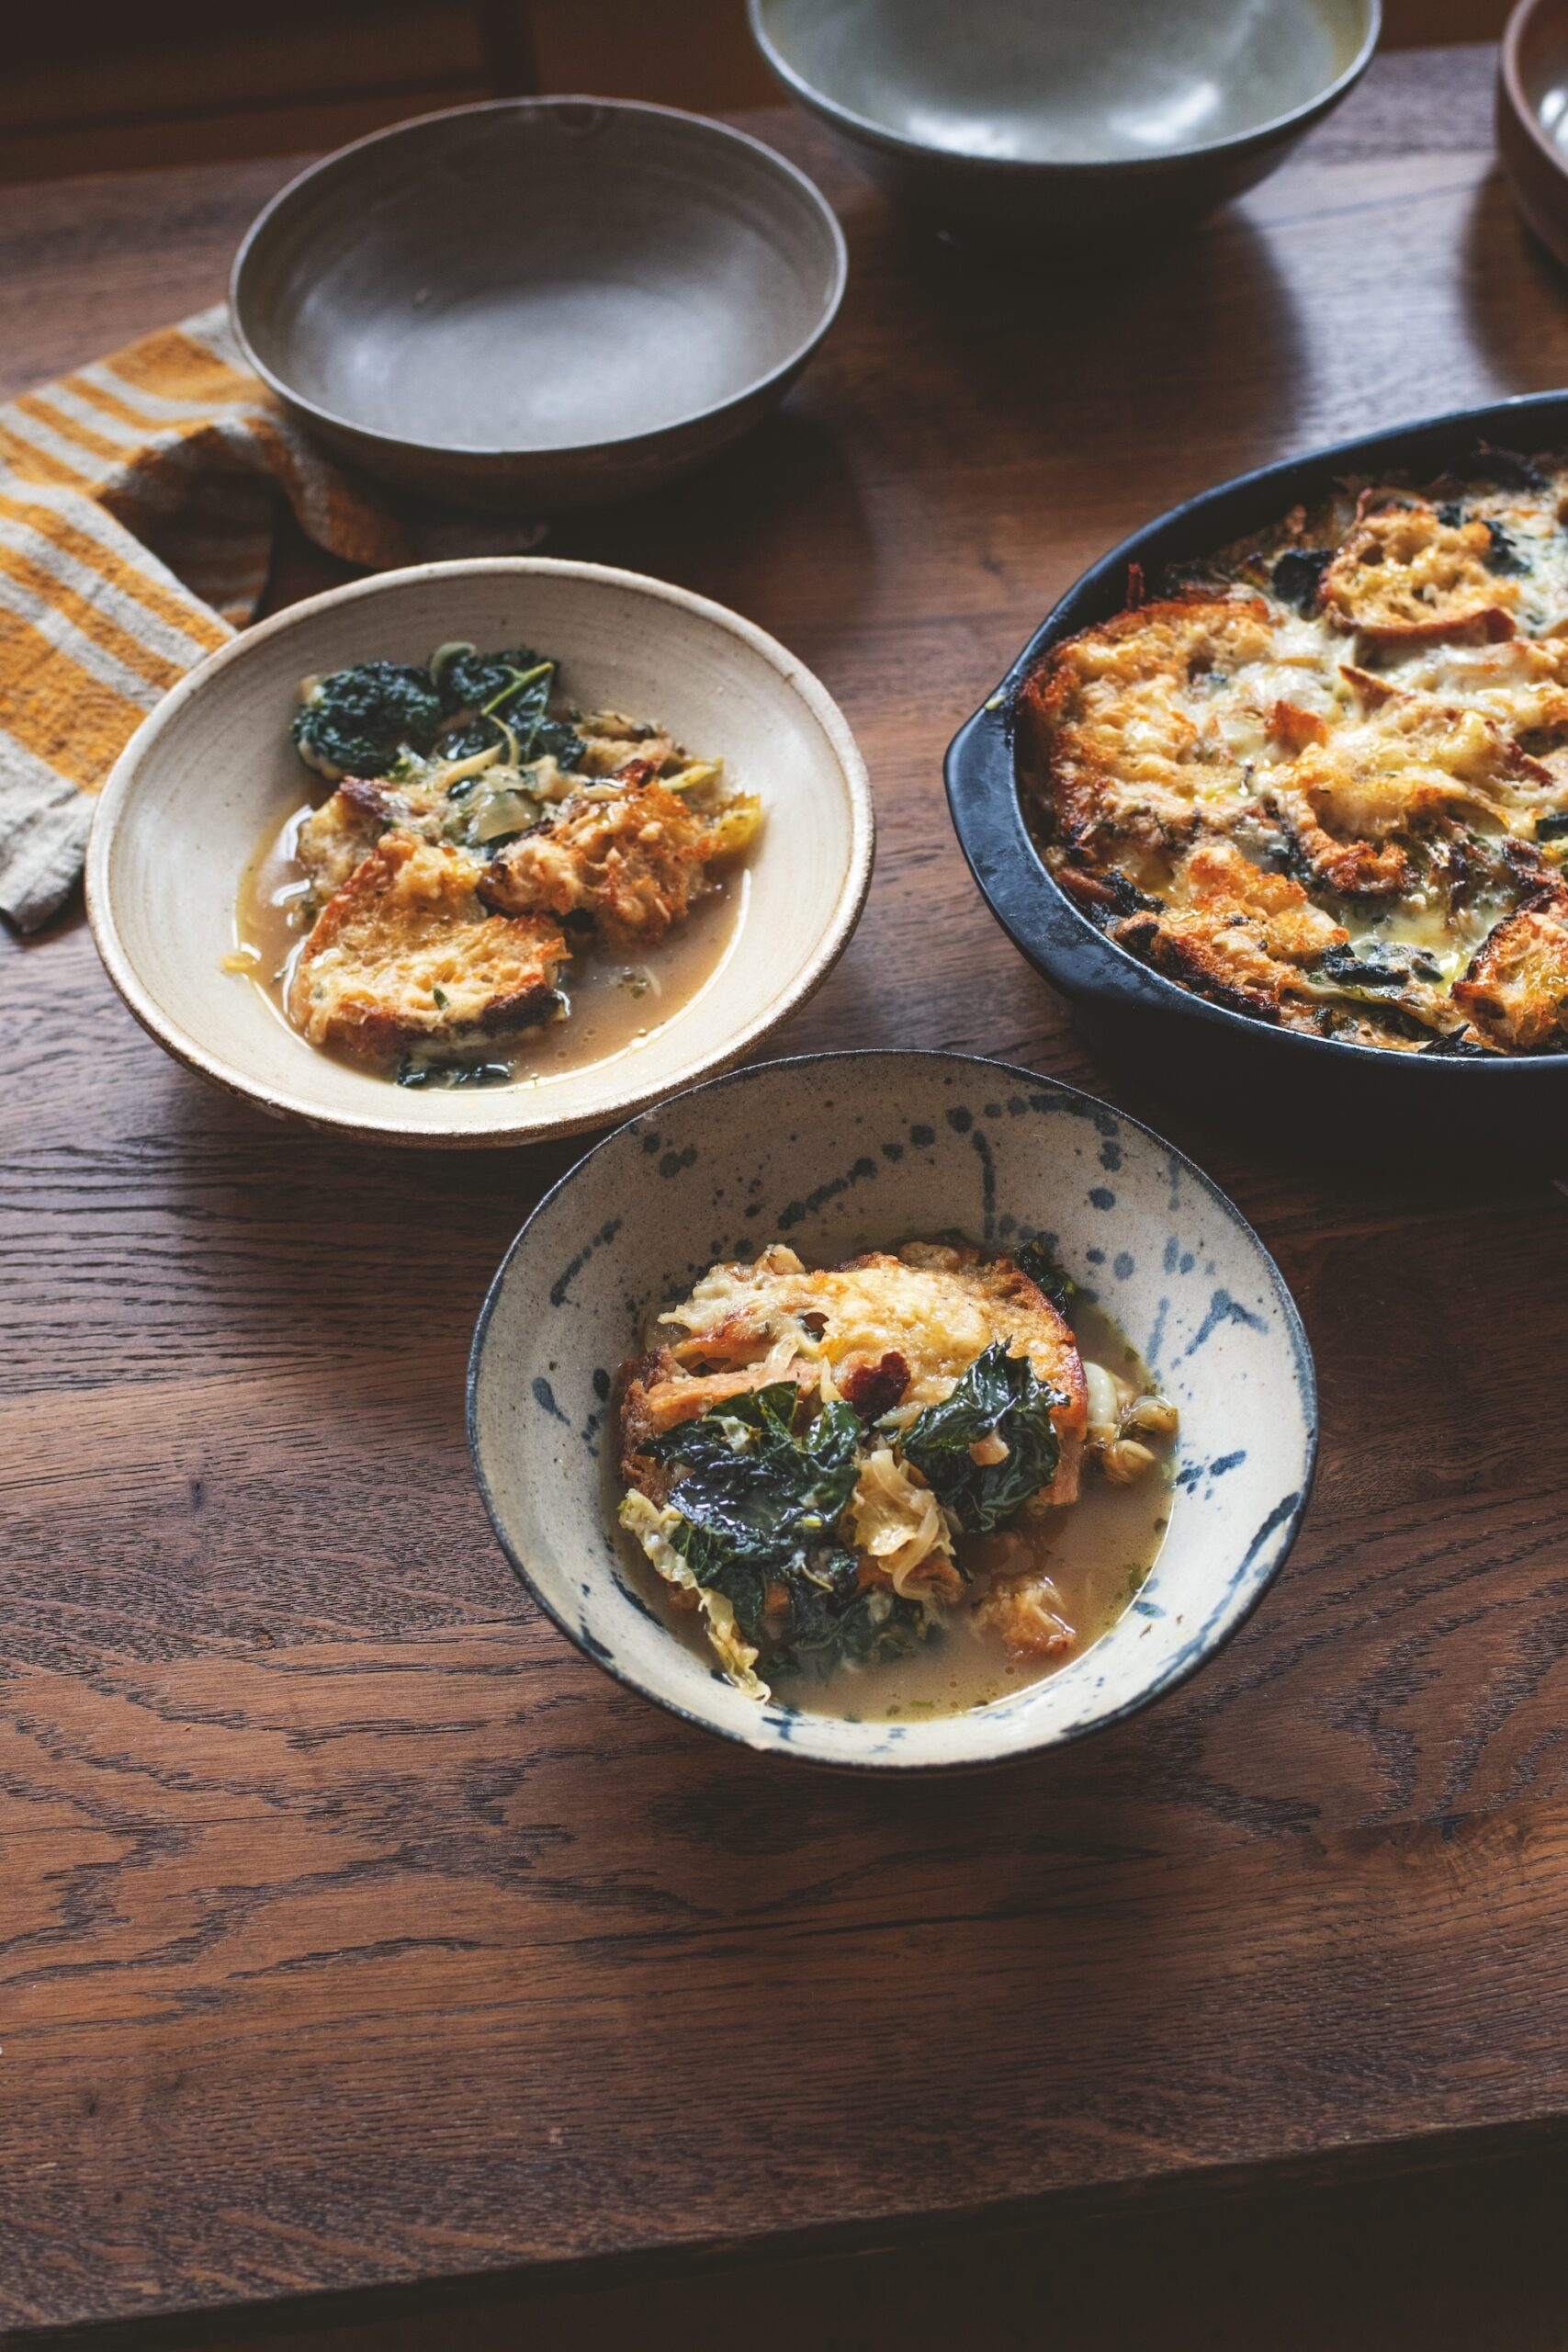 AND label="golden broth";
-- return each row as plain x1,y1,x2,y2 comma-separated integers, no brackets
233,800,747,1088
616,1294,1173,1724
